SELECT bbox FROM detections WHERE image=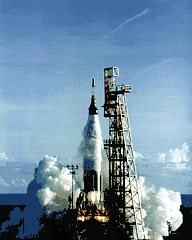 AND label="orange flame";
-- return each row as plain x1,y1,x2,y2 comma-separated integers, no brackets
77,207,109,222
